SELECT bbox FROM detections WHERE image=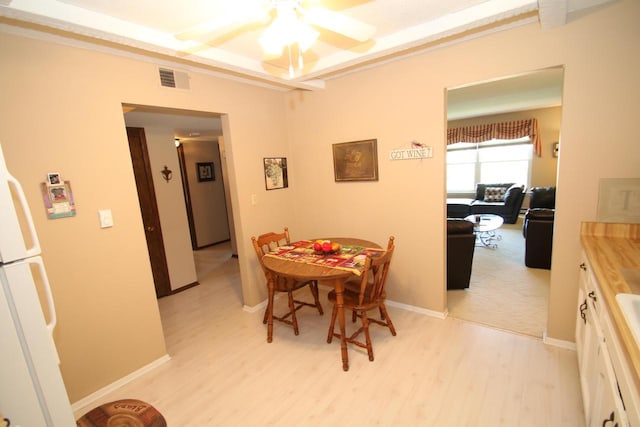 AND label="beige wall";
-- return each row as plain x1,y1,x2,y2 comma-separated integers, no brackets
0,33,293,402
448,106,562,190
0,0,638,404
286,0,640,342
183,140,230,247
